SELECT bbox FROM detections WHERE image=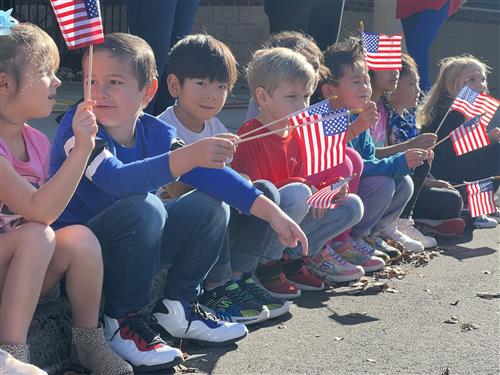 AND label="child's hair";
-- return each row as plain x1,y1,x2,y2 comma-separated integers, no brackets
416,55,489,127
400,53,418,79
166,34,238,91
0,23,59,94
246,47,317,100
264,31,324,74
83,32,157,90
322,38,365,85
